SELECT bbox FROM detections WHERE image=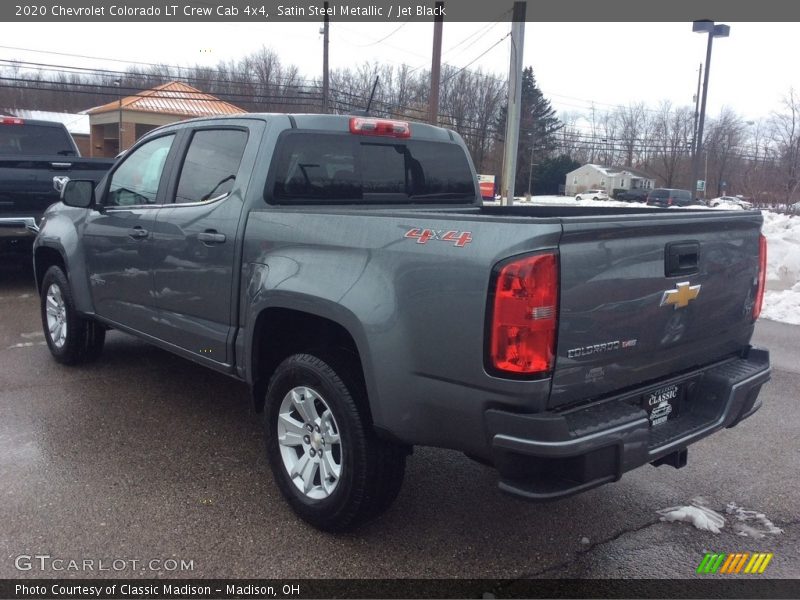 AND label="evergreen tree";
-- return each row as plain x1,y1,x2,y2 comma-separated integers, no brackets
532,155,581,195
498,67,563,194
